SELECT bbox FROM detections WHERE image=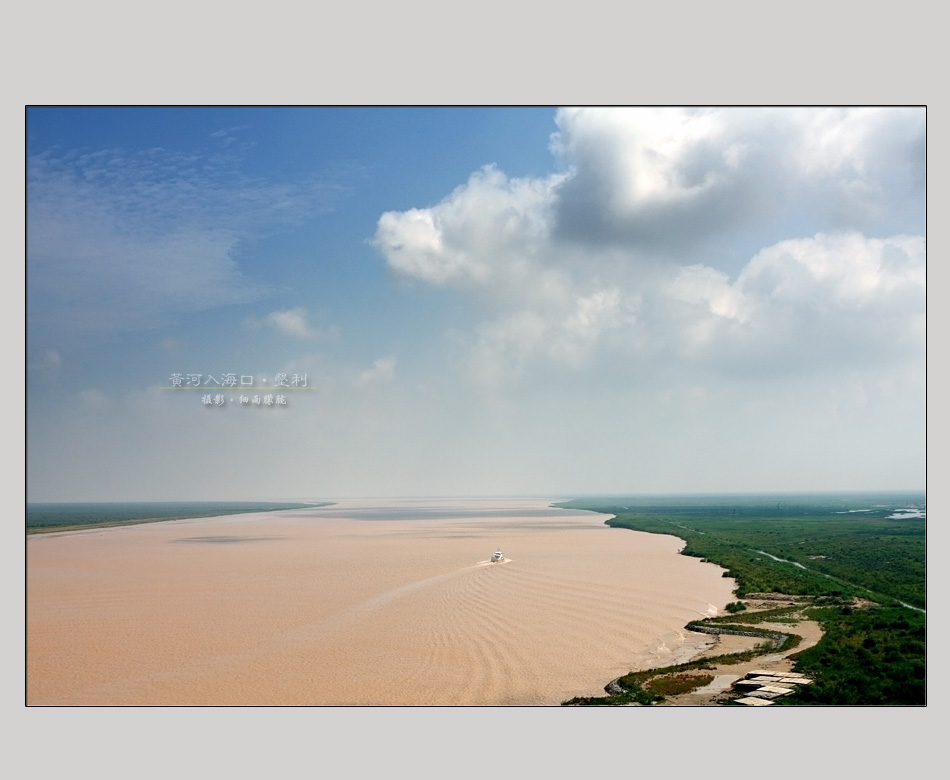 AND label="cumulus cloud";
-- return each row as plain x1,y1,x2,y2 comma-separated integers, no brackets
668,232,925,374
552,107,765,250
737,232,925,308
373,107,925,390
268,308,313,338
462,286,639,388
551,106,925,252
375,165,568,302
263,308,337,340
